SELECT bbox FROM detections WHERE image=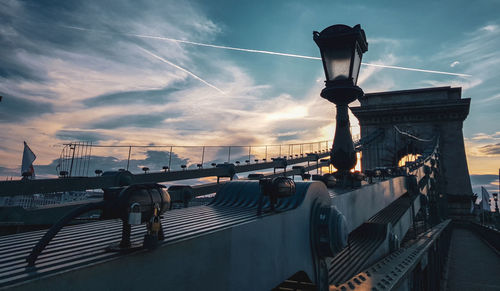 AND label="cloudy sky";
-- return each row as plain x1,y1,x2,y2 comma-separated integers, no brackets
0,0,499,193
